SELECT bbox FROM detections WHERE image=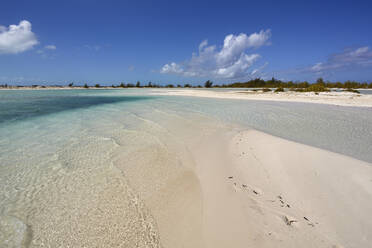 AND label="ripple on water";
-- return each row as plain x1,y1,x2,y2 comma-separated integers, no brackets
0,215,31,248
